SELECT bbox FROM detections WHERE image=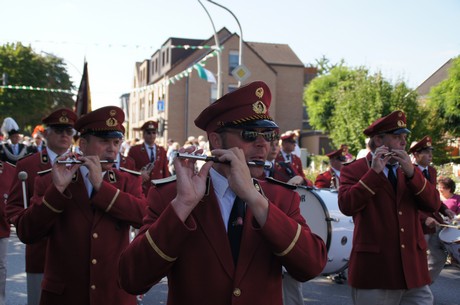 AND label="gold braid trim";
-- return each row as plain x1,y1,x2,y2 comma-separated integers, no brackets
415,179,427,196
359,180,375,195
105,189,120,212
146,230,177,262
43,199,63,213
275,223,301,257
